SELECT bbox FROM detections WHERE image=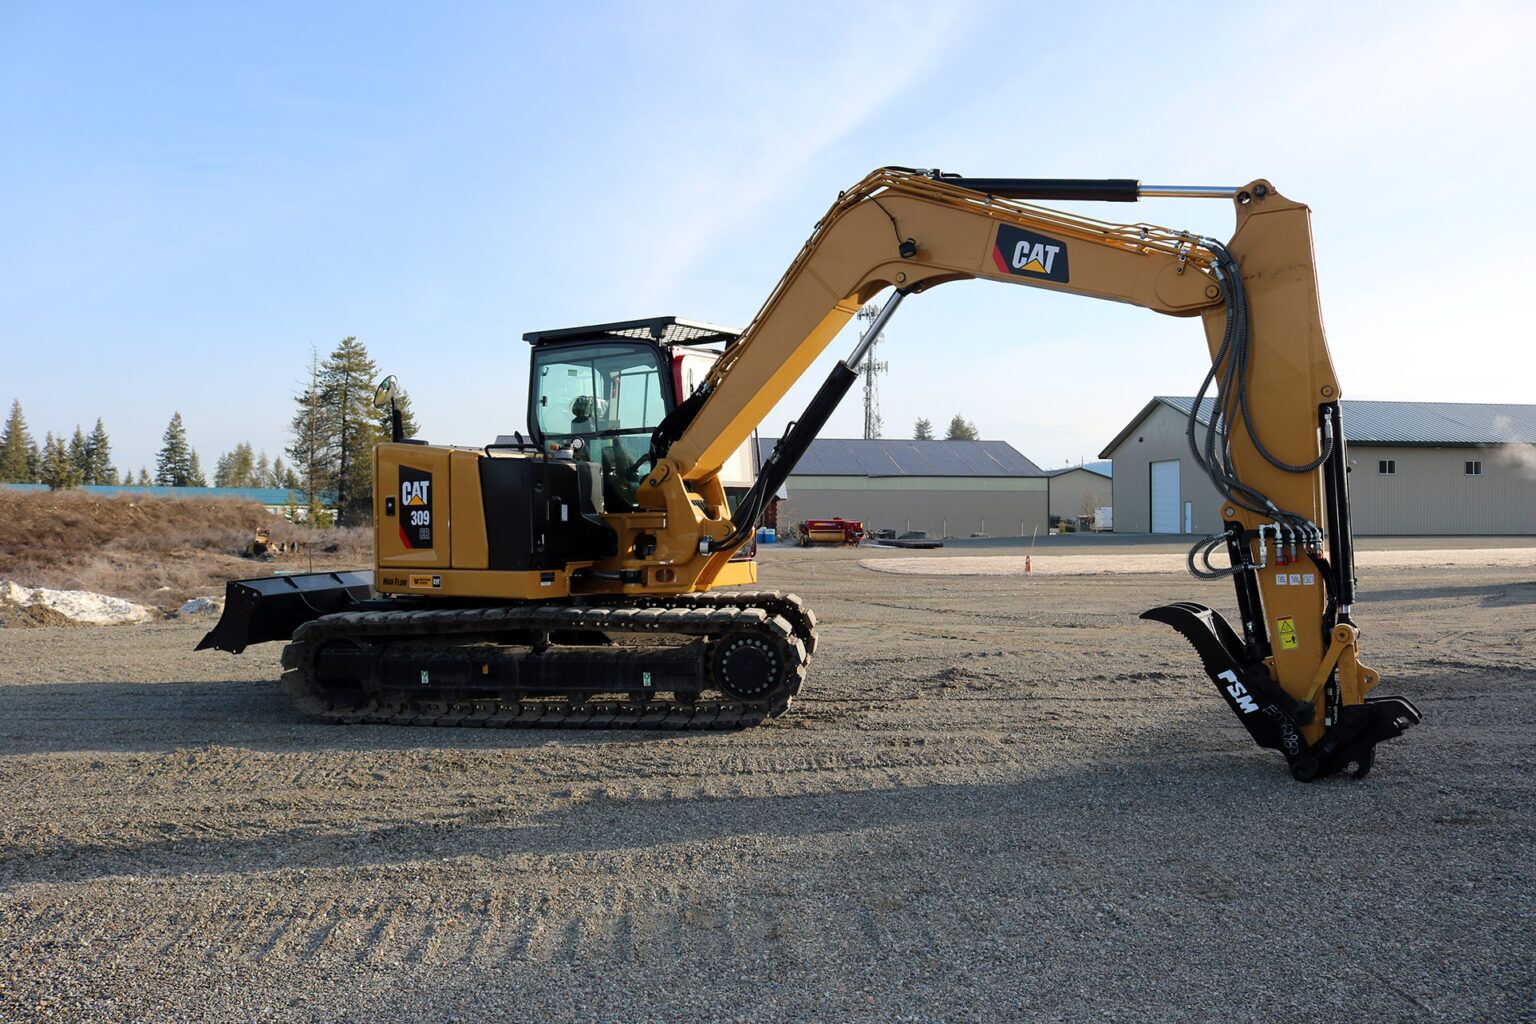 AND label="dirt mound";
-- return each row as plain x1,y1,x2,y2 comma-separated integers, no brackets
0,599,76,628
0,490,369,612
